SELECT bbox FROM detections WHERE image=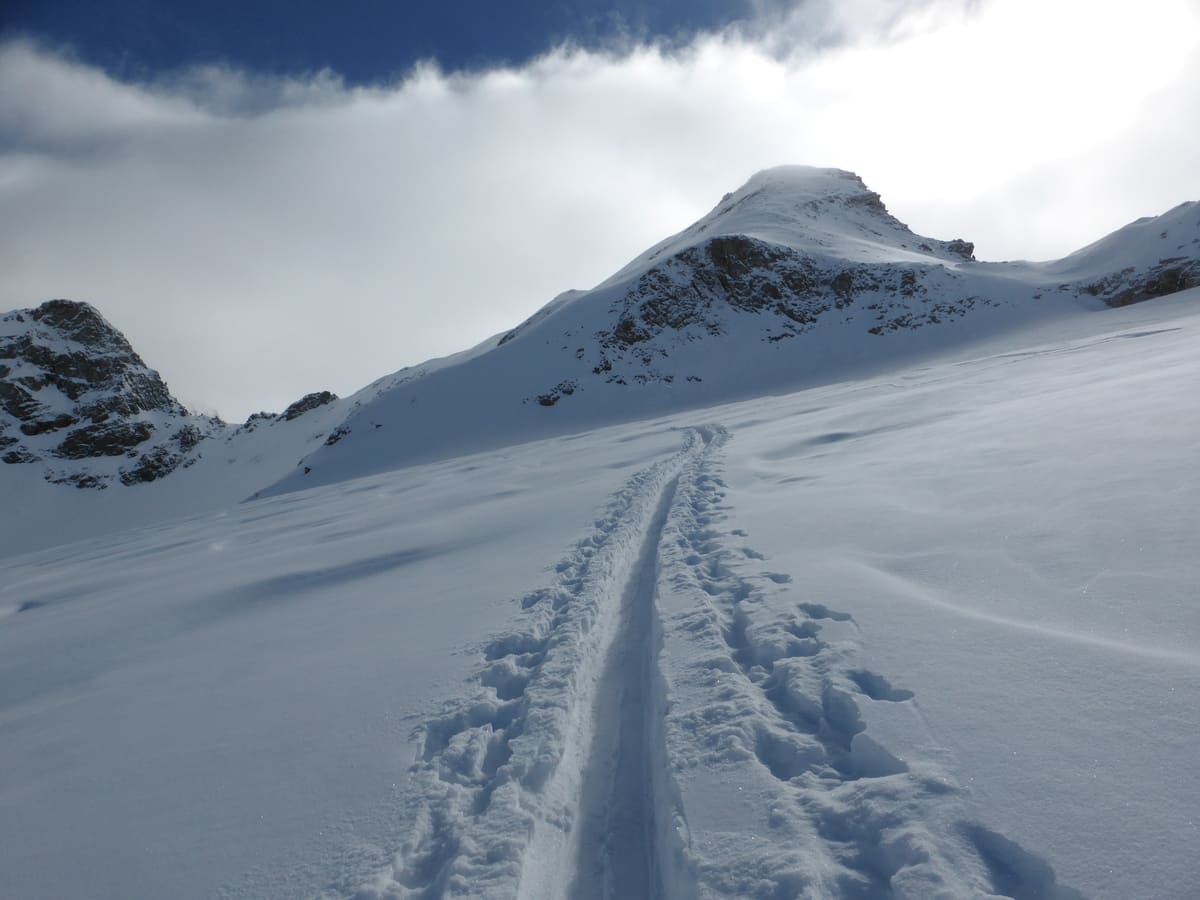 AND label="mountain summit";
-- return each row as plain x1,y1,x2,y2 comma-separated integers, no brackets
265,167,1198,493
606,166,976,280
